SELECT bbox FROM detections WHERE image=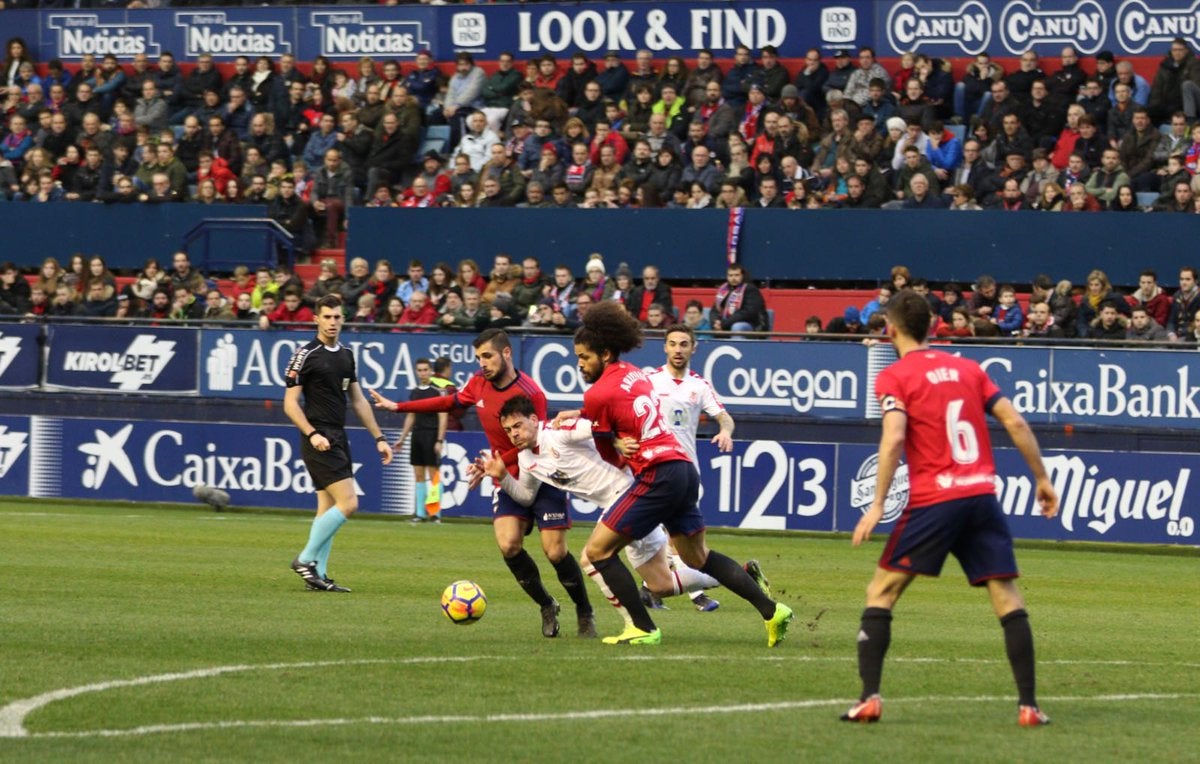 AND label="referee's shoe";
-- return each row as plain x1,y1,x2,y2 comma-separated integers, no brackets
292,558,336,591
